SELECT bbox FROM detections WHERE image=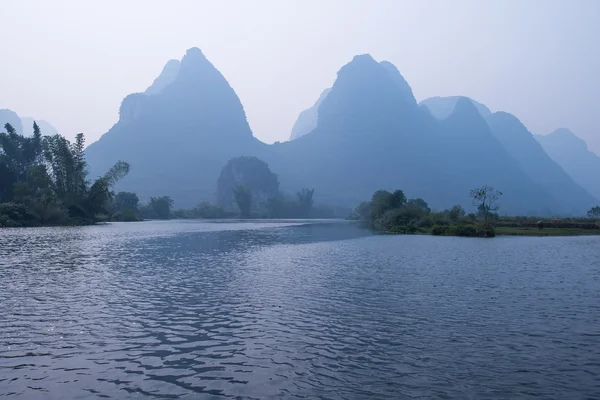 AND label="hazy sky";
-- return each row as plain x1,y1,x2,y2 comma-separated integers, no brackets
1,0,599,151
